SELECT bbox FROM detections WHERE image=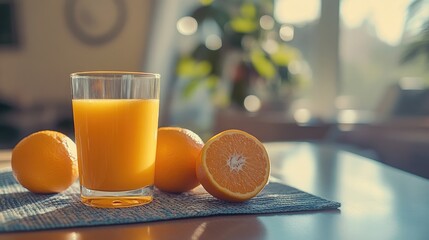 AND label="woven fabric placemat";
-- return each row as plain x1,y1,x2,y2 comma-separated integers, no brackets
0,169,340,232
